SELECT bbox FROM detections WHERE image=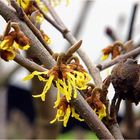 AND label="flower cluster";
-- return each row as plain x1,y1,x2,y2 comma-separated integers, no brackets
84,84,107,120
16,0,51,44
23,59,91,103
0,29,30,61
23,55,91,126
50,96,84,127
16,0,69,23
101,41,123,60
